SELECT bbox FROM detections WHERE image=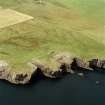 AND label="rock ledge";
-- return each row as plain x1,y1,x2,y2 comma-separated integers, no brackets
0,55,105,84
